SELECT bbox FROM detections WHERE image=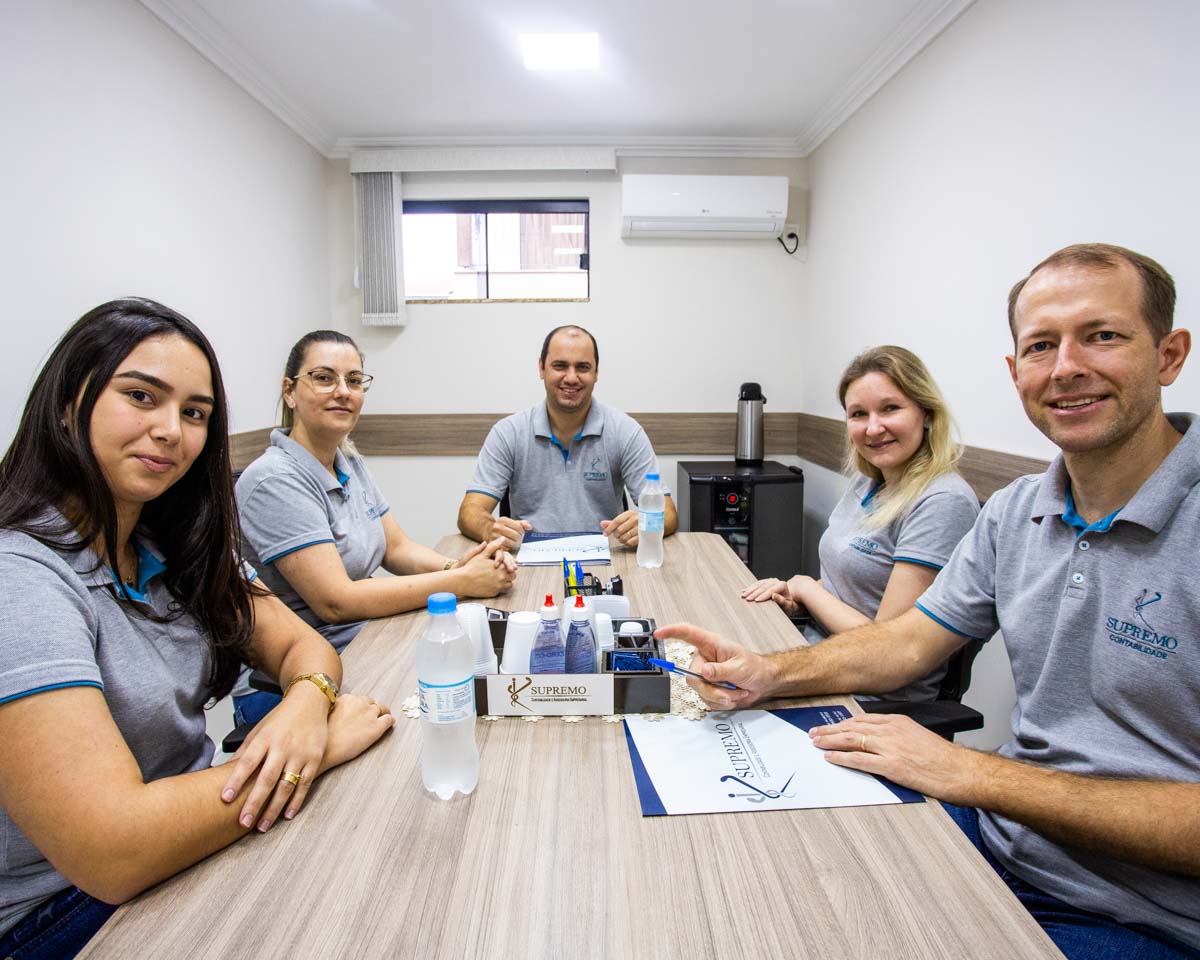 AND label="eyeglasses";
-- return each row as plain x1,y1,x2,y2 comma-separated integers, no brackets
292,368,374,394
